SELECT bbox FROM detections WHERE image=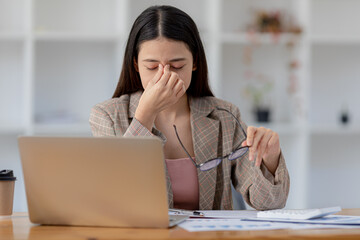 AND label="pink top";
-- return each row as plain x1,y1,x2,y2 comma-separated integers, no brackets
165,157,199,210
